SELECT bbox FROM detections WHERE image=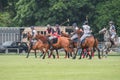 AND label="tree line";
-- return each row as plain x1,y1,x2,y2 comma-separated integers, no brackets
0,0,120,38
